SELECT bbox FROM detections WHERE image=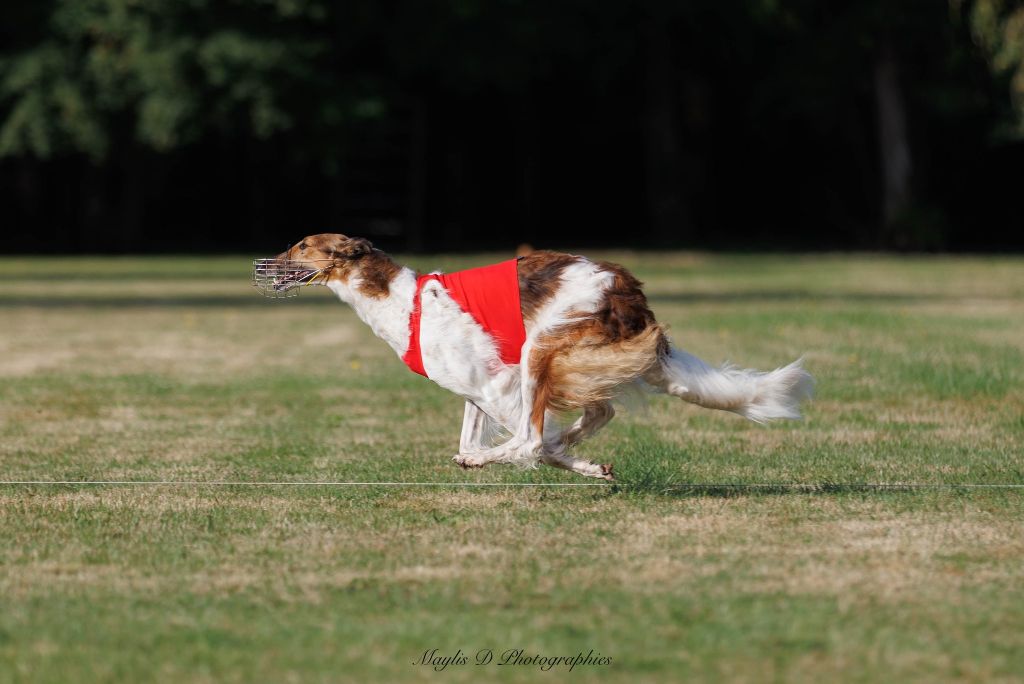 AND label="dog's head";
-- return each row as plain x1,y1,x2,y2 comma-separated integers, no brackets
279,233,372,272
254,234,396,297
